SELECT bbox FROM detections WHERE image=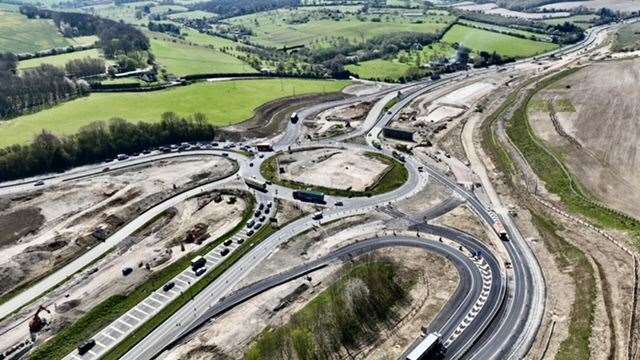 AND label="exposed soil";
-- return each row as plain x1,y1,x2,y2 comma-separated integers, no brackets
529,59,640,219
303,101,373,140
0,207,45,247
277,148,390,191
